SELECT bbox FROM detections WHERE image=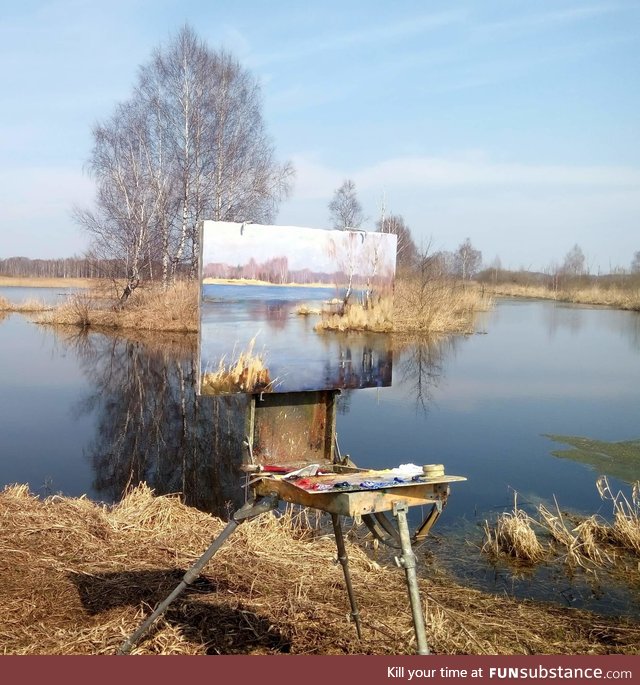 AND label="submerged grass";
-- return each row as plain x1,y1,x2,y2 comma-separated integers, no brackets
545,434,640,485
1,483,639,655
